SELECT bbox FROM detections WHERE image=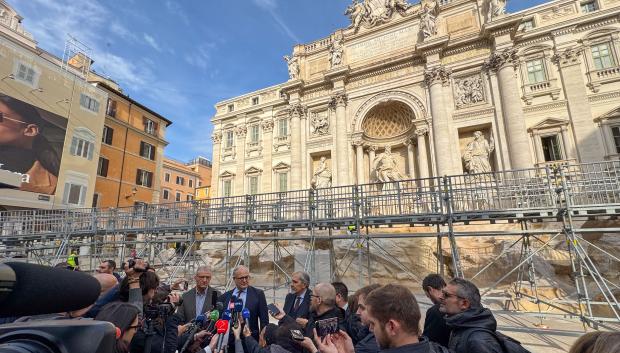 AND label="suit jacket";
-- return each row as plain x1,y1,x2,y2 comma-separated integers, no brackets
218,286,269,341
282,289,312,320
176,286,220,324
